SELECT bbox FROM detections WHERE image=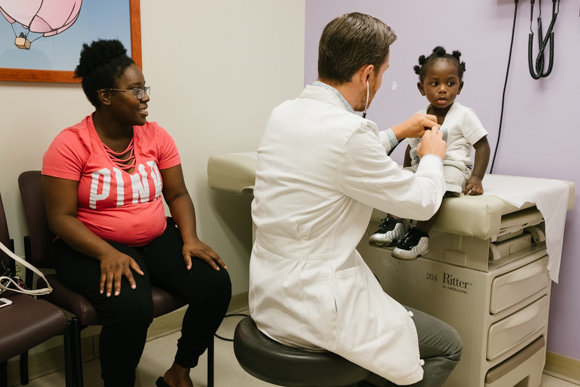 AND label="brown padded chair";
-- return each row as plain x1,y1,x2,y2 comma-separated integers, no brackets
0,193,68,387
18,171,215,387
